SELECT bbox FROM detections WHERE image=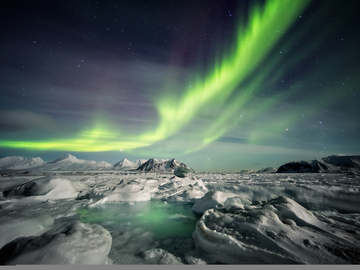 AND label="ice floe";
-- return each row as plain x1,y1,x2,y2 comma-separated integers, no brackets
0,167,360,265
